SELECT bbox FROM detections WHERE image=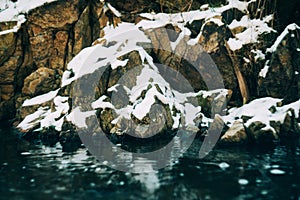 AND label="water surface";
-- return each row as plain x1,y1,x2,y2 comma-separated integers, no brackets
0,122,299,200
